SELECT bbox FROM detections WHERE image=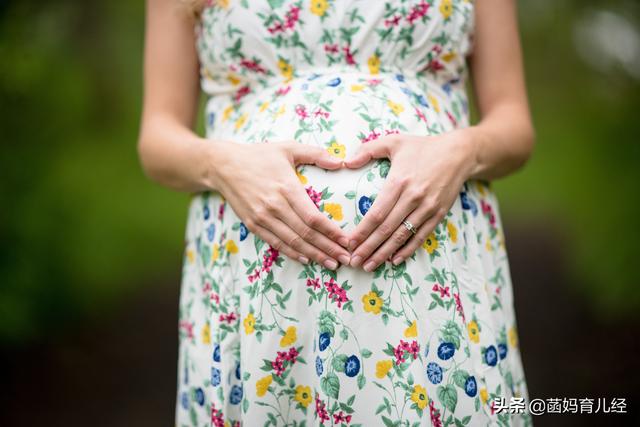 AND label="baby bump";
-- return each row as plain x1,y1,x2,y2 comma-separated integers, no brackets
205,70,469,231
